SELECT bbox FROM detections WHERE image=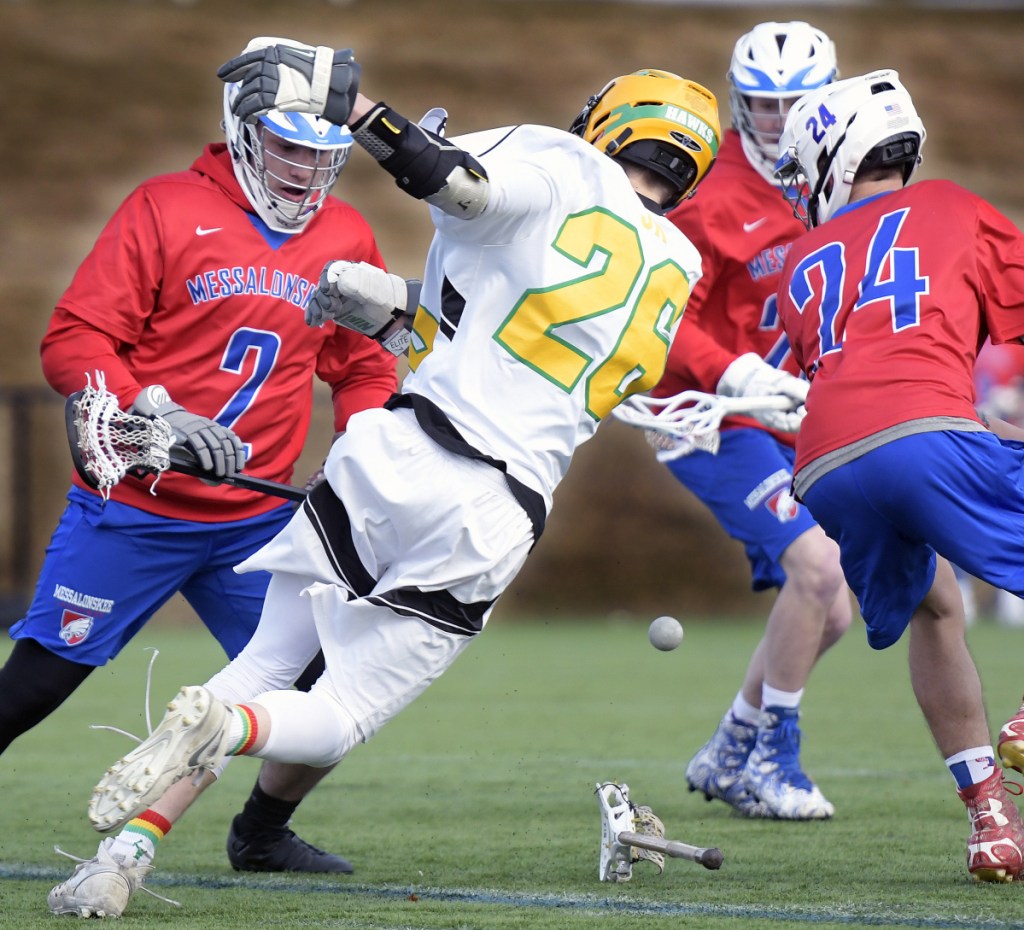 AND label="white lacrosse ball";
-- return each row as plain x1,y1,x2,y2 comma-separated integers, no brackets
648,616,684,651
